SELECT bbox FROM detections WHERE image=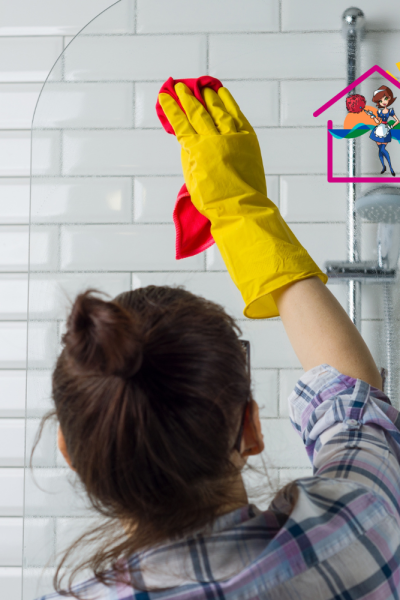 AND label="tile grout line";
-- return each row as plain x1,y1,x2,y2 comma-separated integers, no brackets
278,80,281,130
61,37,66,80
31,29,397,36
133,0,138,34
132,81,136,130
206,33,209,74
277,369,281,417
131,176,135,224
277,174,281,211
57,122,63,273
